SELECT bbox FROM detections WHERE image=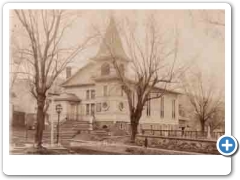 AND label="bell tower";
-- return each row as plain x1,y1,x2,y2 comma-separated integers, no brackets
90,16,130,127
91,16,129,78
